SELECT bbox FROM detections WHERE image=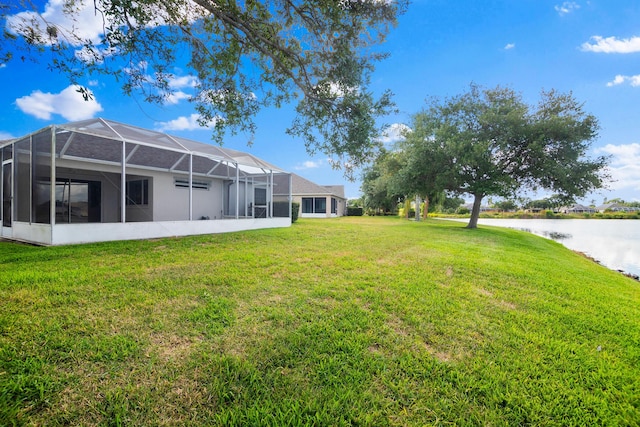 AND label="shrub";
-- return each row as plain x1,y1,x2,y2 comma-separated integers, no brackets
457,207,470,215
291,202,300,223
347,206,364,216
